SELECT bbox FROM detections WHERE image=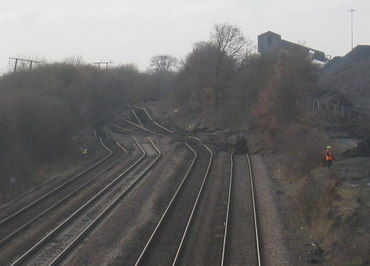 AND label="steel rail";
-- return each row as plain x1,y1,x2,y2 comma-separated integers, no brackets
115,141,128,154
247,153,262,266
171,143,213,266
134,143,197,266
94,127,109,139
131,109,144,127
118,116,157,135
131,106,174,134
132,108,167,134
47,137,162,266
127,106,261,265
133,108,259,265
0,140,129,247
186,135,201,142
0,138,113,227
220,149,235,266
110,124,135,134
118,115,144,128
10,137,152,266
